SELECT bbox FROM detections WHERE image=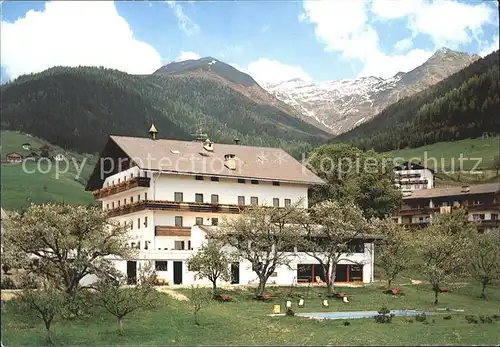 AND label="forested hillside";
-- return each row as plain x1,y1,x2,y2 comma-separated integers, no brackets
1,66,330,158
334,50,499,152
